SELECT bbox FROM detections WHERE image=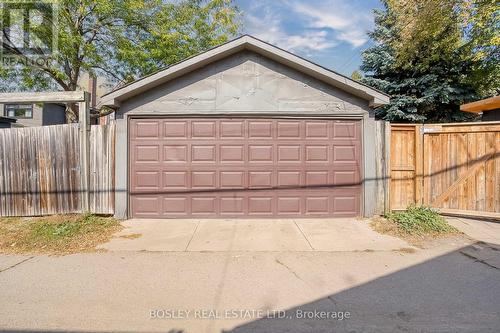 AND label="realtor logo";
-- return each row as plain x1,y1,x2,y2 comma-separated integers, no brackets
0,0,58,65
